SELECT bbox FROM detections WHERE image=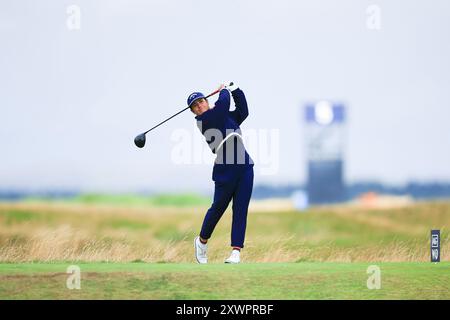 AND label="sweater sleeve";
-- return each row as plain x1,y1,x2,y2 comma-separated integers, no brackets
213,89,231,116
196,89,231,133
229,88,248,125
